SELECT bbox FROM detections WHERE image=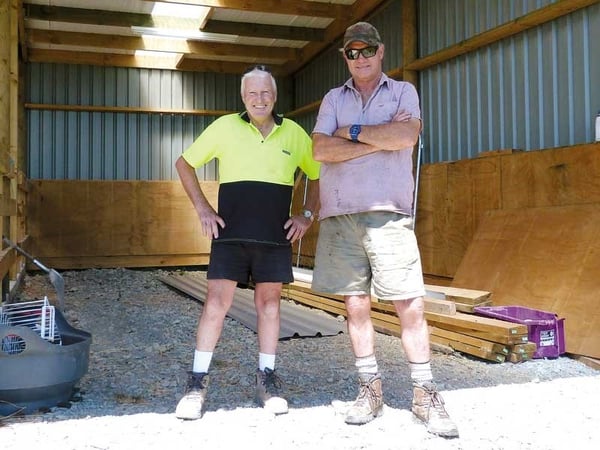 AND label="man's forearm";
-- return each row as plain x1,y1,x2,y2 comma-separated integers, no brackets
337,119,421,150
175,156,212,213
303,179,320,214
312,133,380,163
